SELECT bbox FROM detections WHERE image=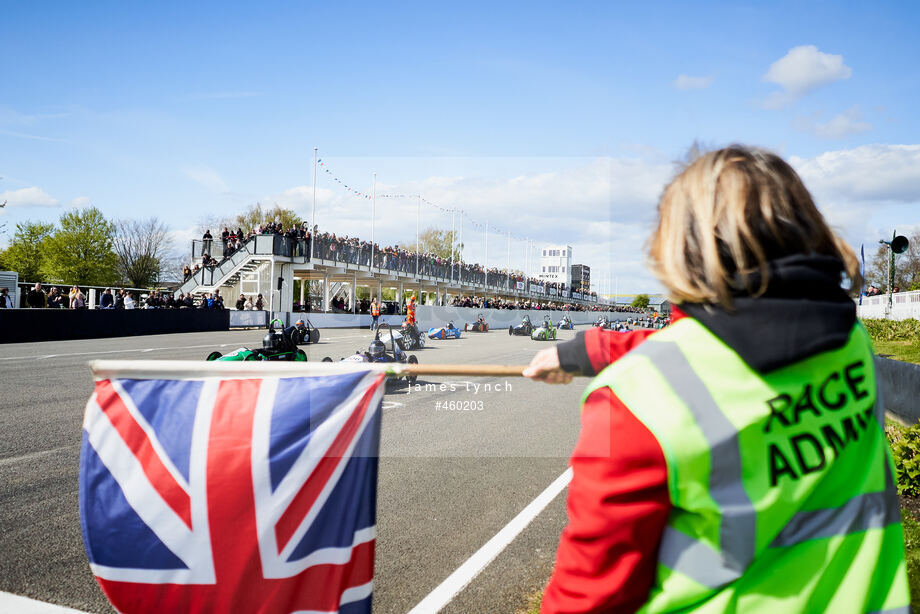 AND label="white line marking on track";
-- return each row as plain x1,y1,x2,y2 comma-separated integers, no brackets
0,445,79,467
0,344,235,362
0,591,90,613
406,467,573,614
